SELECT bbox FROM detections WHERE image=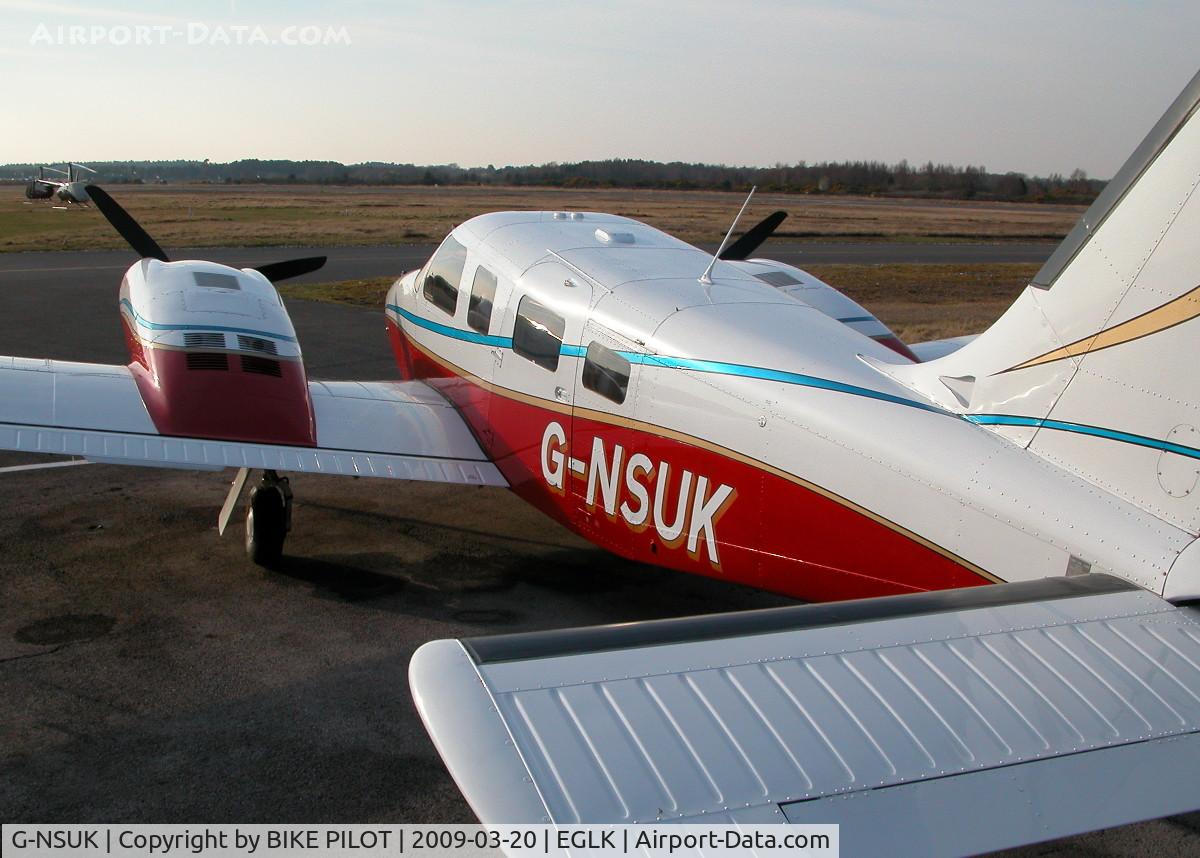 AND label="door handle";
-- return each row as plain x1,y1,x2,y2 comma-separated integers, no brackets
554,385,569,402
